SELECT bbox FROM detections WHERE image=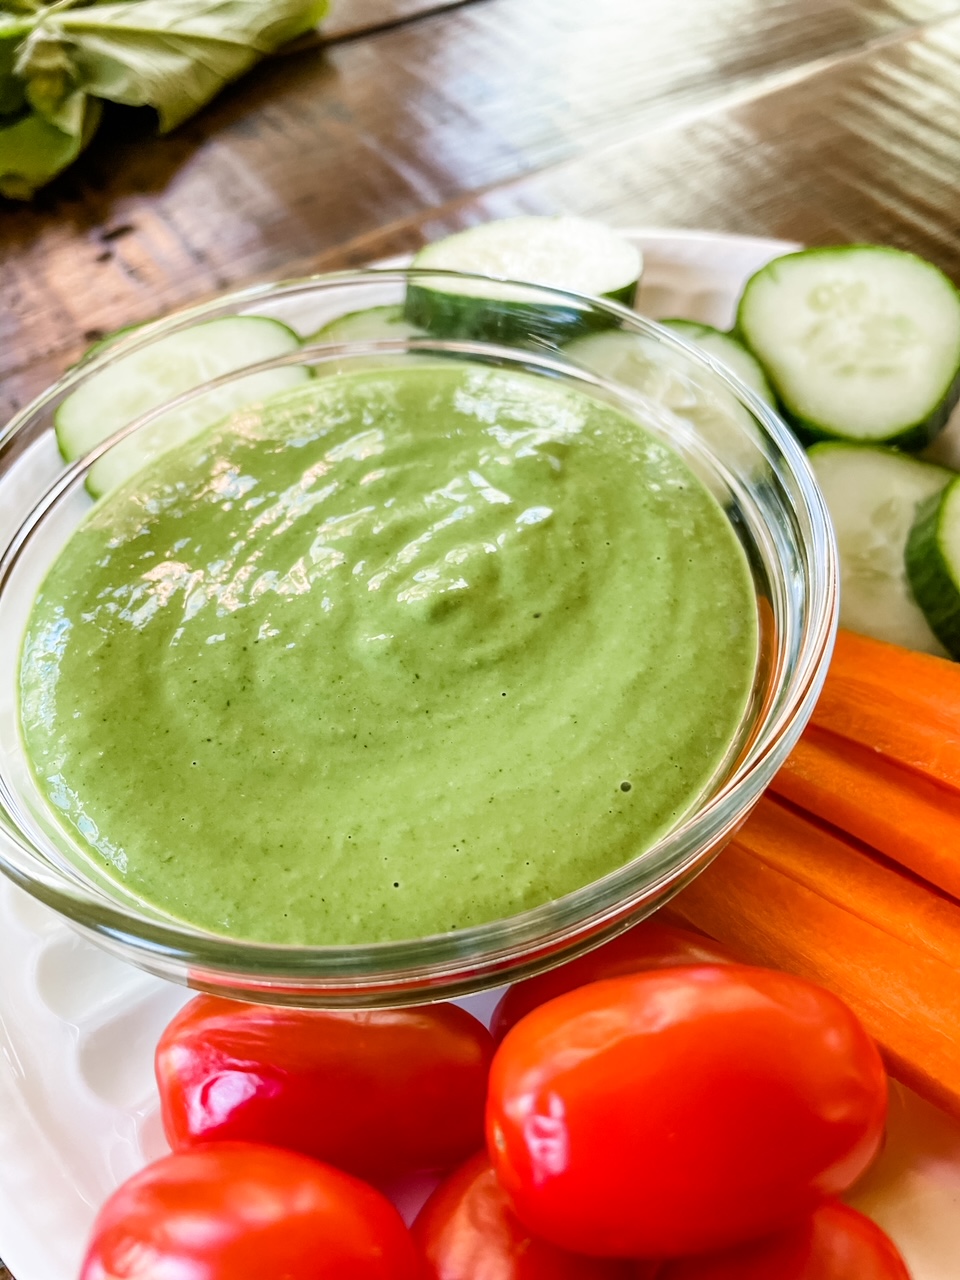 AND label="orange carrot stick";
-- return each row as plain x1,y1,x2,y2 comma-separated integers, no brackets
668,795,960,1118
734,796,960,969
812,630,960,790
769,725,960,901
829,629,959,717
829,627,957,711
